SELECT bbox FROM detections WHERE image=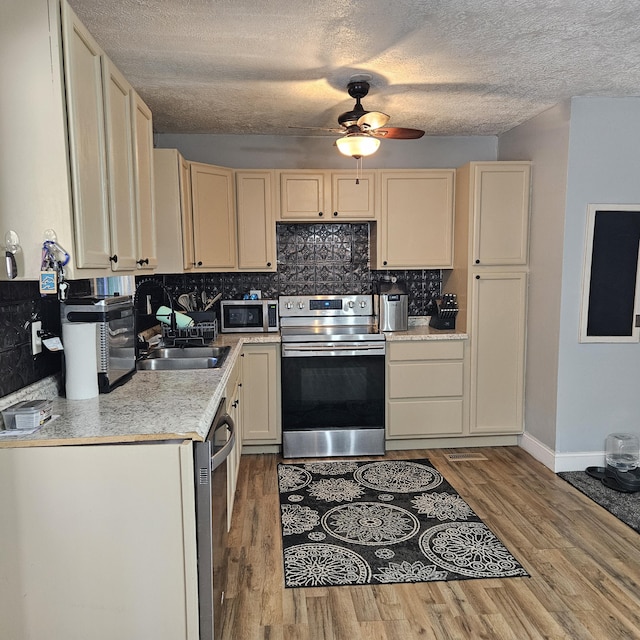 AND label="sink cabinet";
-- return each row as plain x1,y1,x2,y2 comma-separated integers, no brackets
0,442,200,640
278,170,377,221
371,170,455,269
